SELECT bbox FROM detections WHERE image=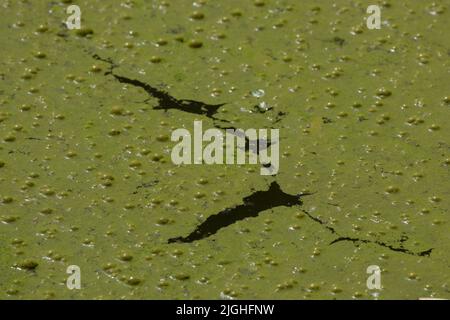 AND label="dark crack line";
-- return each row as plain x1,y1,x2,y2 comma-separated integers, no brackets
89,53,432,257
299,209,433,257
212,123,275,156
90,54,285,158
91,53,287,132
113,73,226,119
92,54,225,121
132,179,159,195
300,209,337,235
168,181,310,243
329,237,433,257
